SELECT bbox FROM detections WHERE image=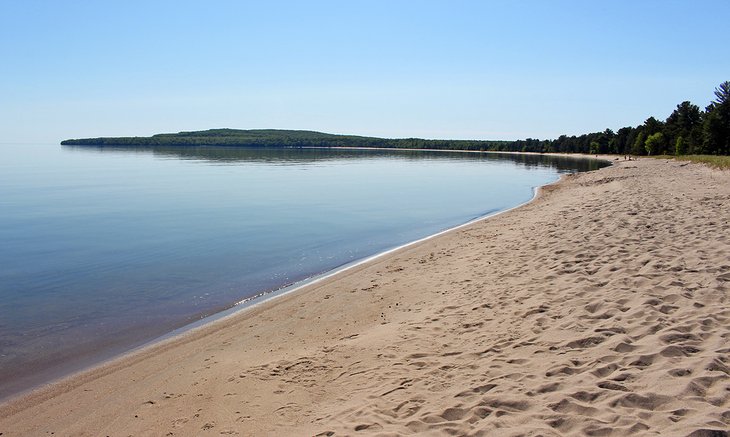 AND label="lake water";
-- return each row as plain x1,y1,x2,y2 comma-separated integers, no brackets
0,145,604,400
